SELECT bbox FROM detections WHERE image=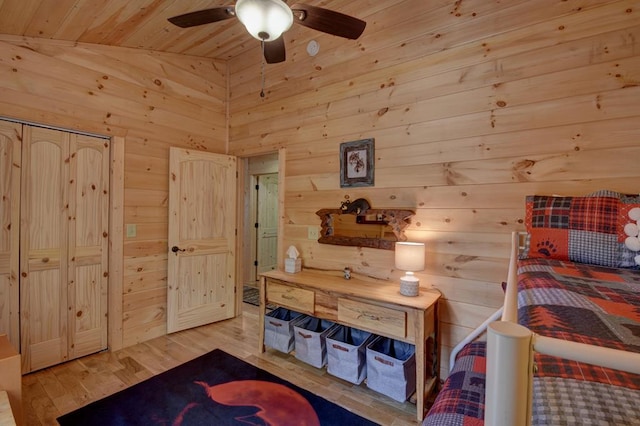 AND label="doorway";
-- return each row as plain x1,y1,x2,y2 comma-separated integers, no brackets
240,153,280,303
